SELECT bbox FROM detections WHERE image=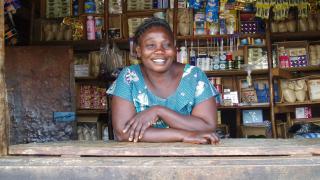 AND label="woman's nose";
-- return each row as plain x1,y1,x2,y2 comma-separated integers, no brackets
154,45,165,54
